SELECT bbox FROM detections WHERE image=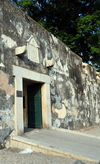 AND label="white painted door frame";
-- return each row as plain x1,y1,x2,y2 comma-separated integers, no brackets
13,65,51,135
